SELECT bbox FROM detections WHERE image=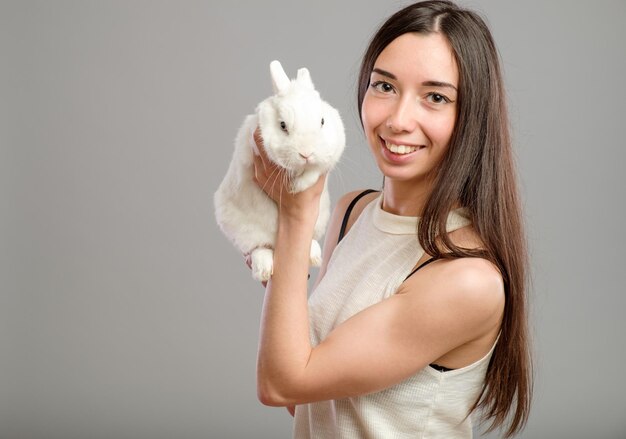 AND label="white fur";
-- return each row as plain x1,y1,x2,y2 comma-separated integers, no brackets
214,60,345,281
